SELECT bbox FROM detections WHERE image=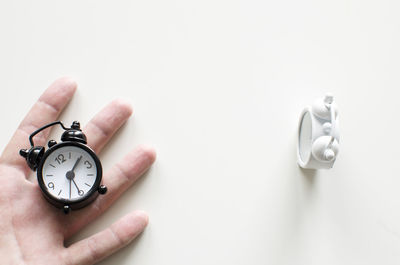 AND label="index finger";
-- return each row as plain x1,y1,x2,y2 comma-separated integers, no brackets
0,77,77,176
